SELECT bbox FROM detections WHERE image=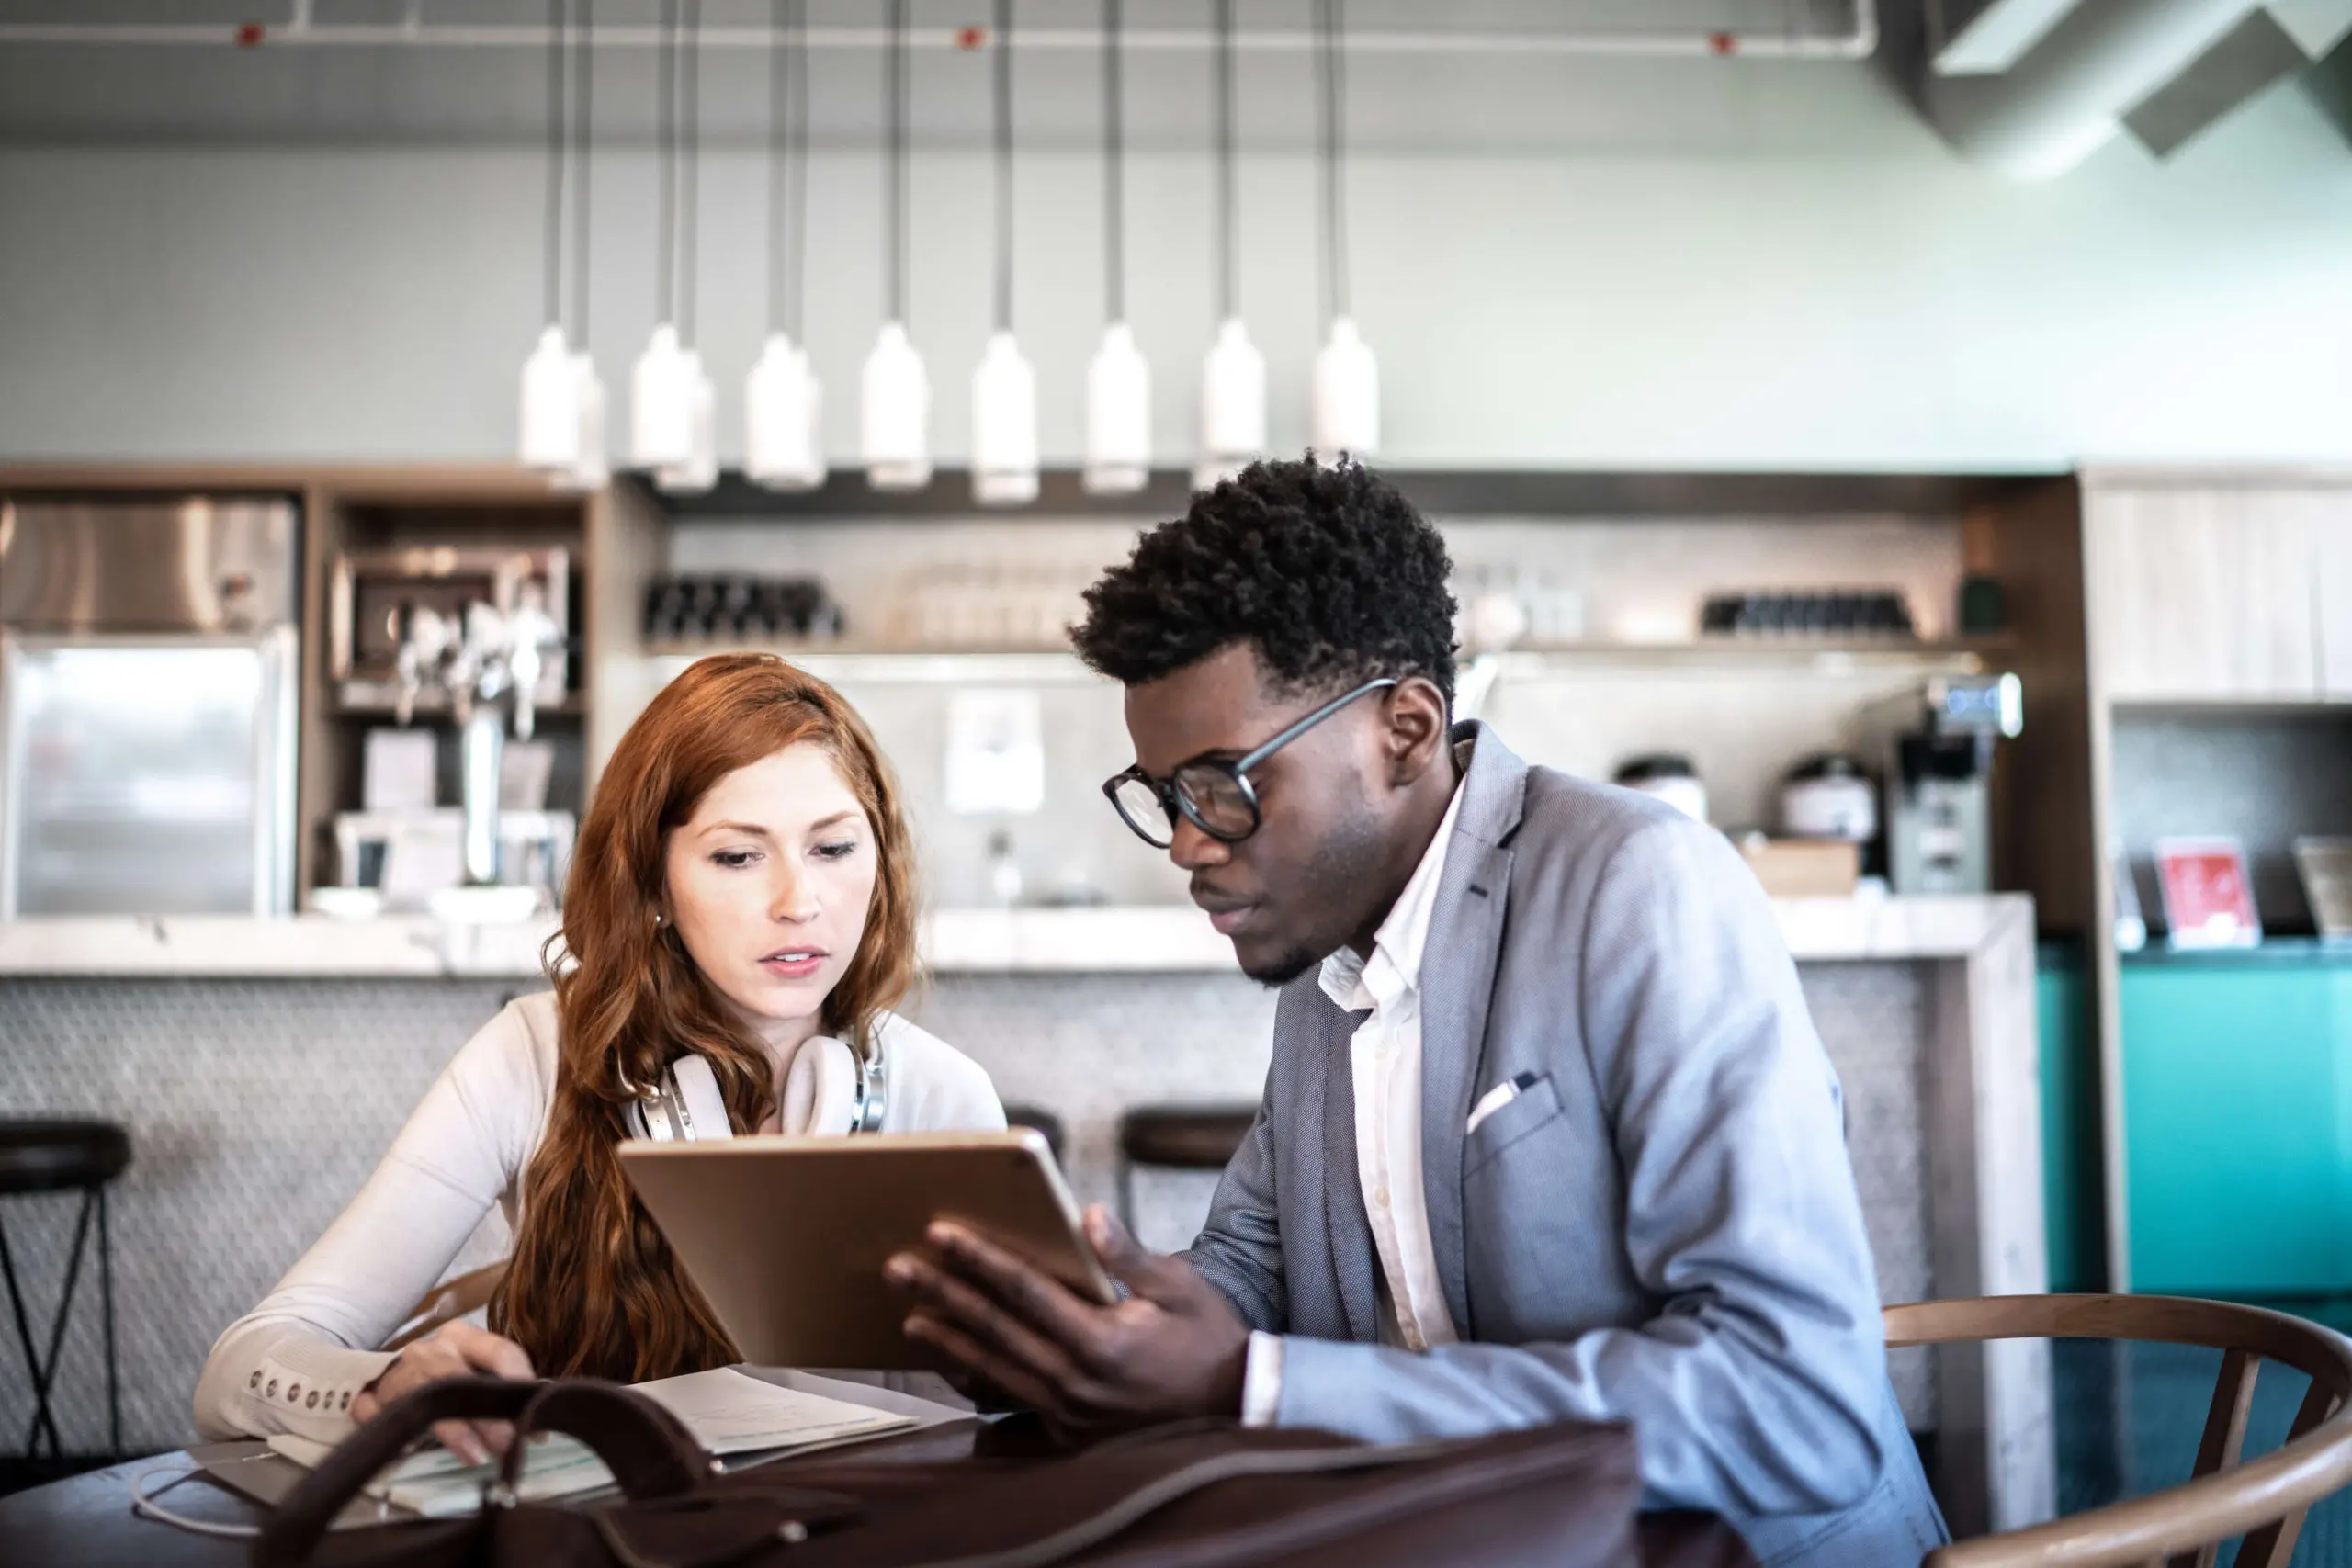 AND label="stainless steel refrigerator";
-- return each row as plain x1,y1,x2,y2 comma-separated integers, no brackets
0,496,300,916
